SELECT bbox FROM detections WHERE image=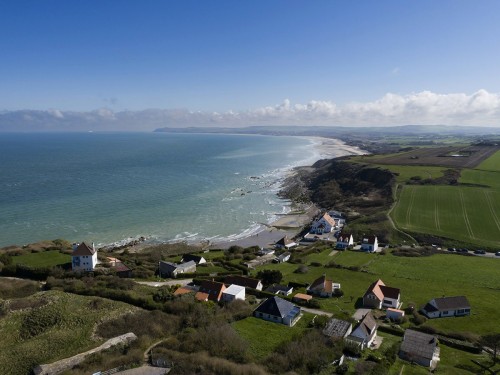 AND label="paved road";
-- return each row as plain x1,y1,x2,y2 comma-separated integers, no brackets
136,279,193,287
